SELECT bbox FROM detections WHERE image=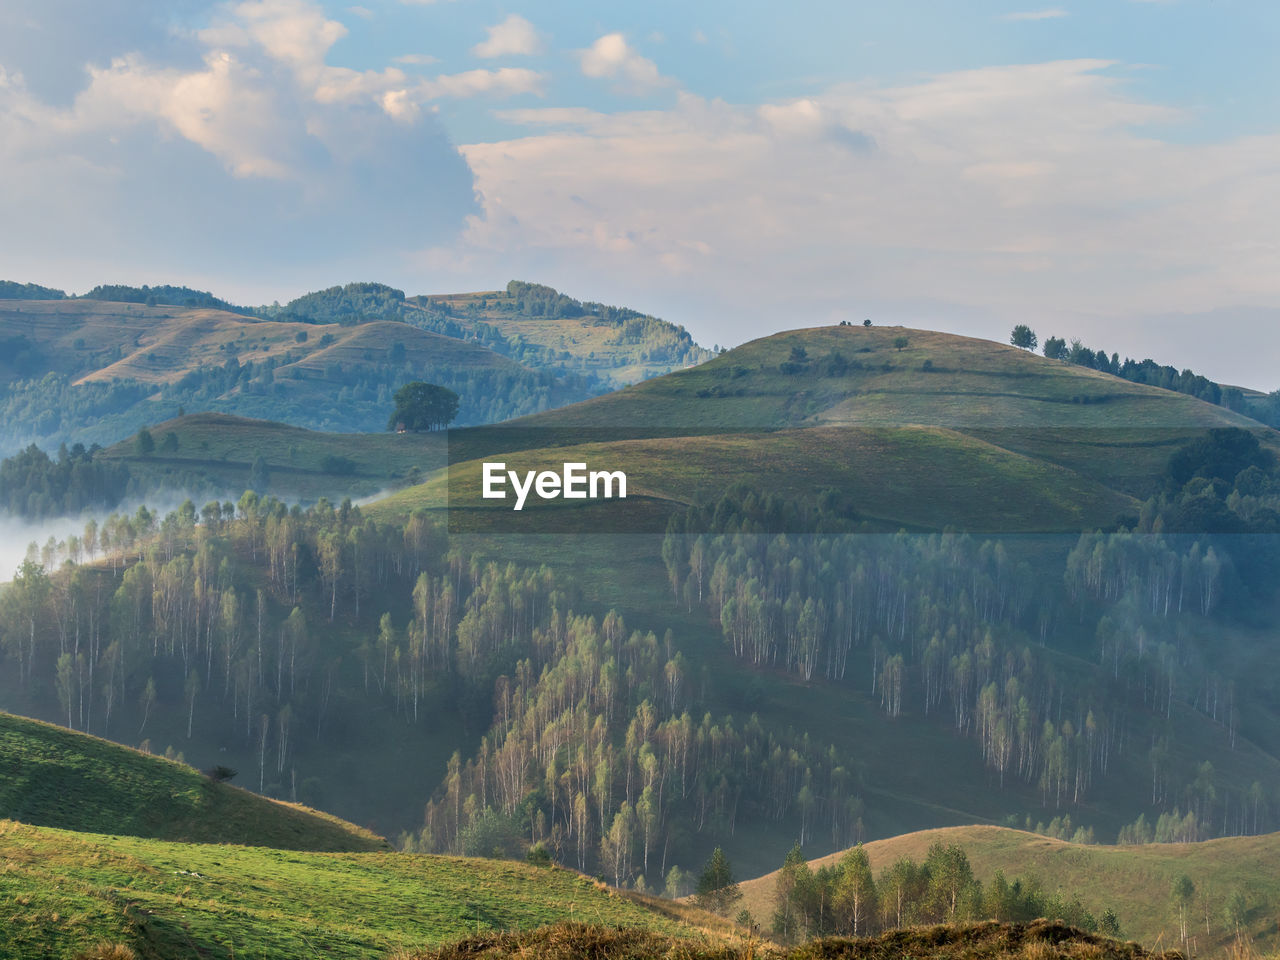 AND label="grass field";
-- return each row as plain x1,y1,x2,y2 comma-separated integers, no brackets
0,711,386,852
373,424,1137,534
511,326,1260,431
0,820,697,959
100,412,447,503
738,826,1280,955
